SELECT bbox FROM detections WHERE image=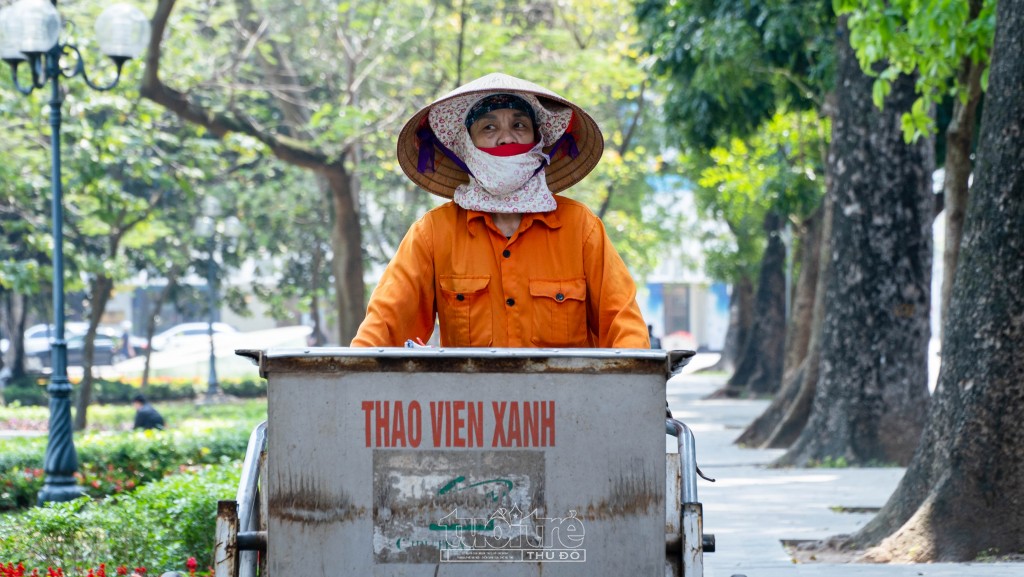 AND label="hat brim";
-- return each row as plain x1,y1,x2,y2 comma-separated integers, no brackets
397,78,604,199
